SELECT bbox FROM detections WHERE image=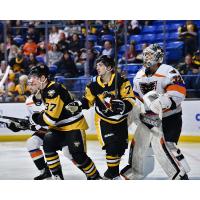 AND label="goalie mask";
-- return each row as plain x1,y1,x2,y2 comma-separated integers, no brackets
143,44,164,68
